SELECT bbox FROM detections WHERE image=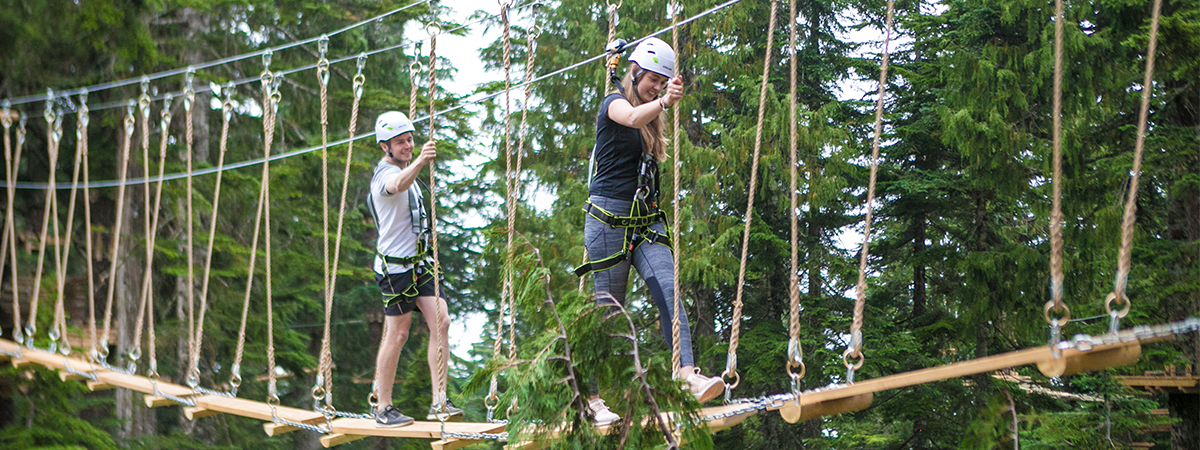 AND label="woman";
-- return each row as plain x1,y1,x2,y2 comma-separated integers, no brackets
576,37,724,425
